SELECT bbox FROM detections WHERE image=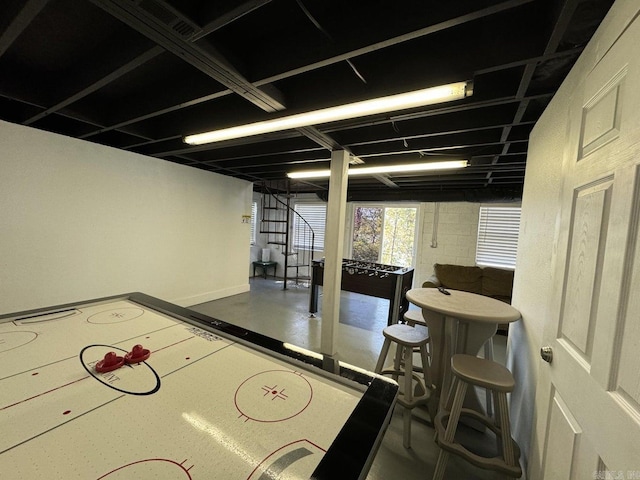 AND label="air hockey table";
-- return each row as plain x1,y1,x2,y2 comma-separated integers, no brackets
0,292,398,480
